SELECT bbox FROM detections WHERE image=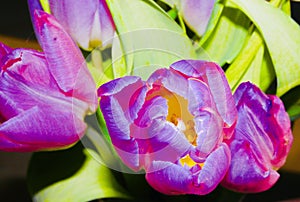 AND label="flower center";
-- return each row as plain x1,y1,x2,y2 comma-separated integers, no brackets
148,84,197,145
167,93,197,146
179,154,204,168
